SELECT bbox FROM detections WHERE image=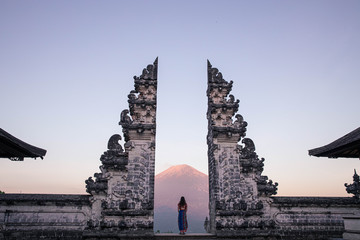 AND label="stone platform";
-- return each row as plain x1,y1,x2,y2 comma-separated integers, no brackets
154,233,216,240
